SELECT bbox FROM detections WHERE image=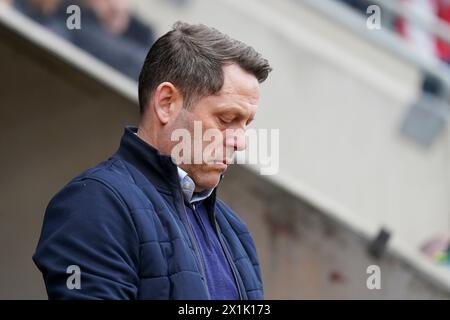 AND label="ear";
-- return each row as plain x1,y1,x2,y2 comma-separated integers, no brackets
152,82,183,125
